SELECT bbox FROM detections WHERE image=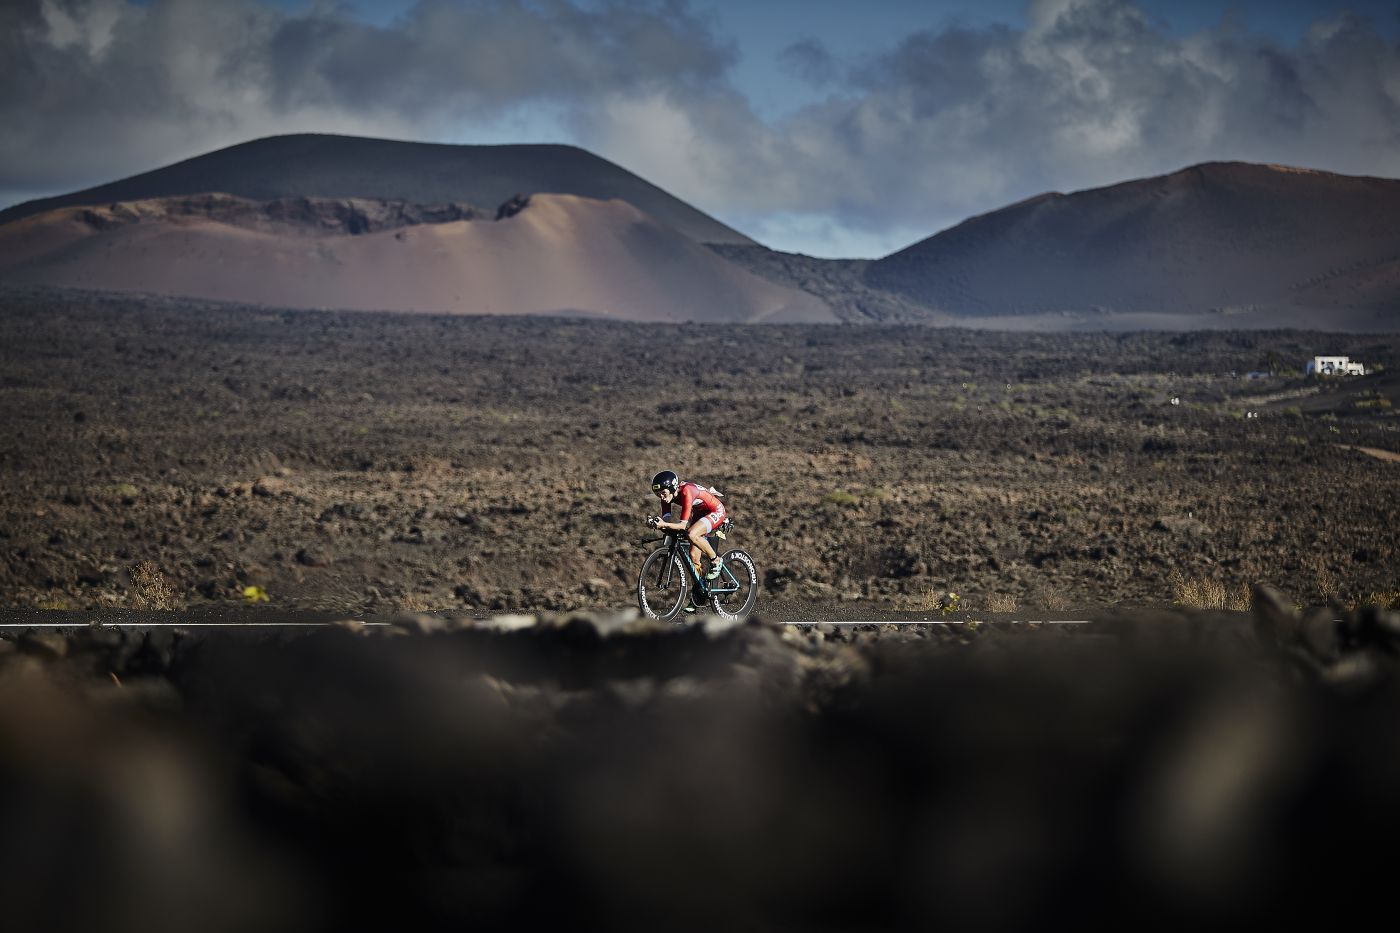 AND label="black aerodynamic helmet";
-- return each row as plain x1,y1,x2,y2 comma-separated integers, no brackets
651,470,679,493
